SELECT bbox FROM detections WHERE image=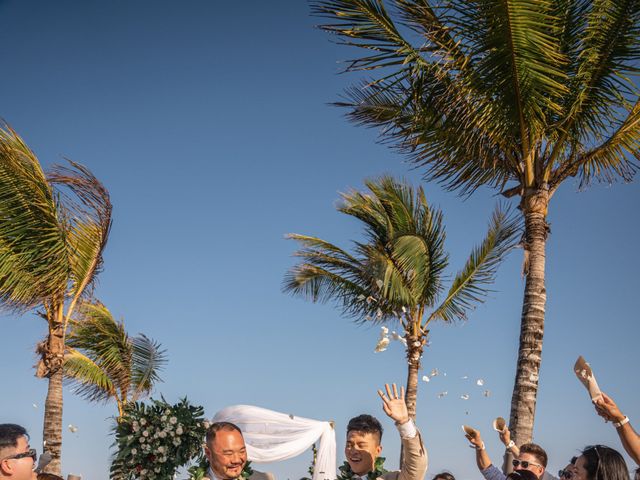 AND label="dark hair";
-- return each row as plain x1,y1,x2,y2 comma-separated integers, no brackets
433,472,455,480
581,445,629,480
347,414,383,443
520,443,548,468
507,471,539,480
37,474,64,480
0,424,28,451
205,421,242,445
